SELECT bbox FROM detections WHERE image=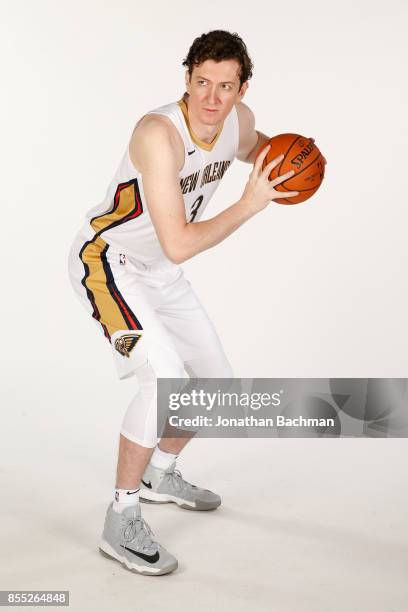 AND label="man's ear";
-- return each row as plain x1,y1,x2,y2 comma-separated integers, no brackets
185,70,191,93
238,81,249,100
